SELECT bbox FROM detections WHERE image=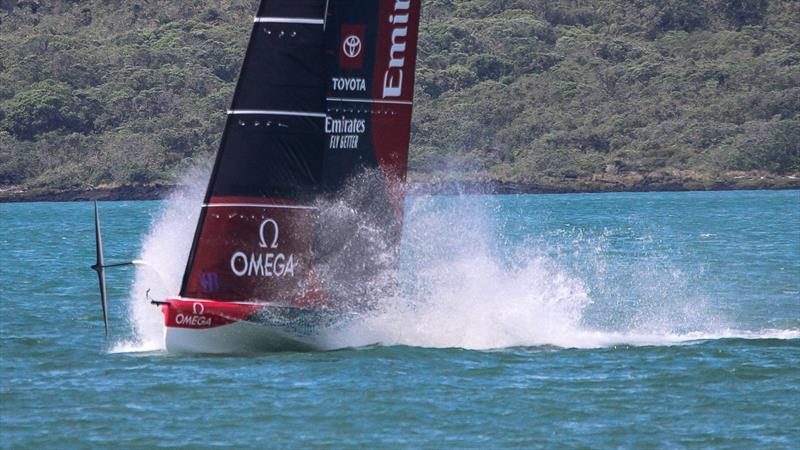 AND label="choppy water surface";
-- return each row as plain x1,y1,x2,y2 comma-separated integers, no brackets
1,190,799,448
